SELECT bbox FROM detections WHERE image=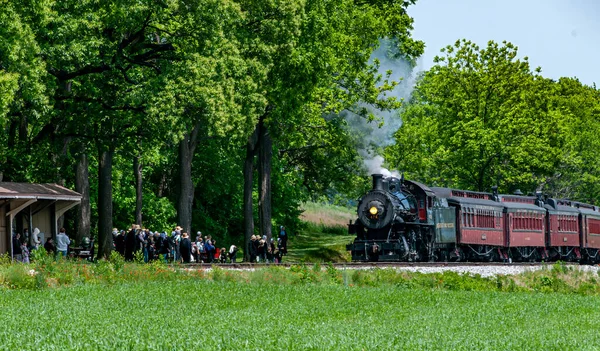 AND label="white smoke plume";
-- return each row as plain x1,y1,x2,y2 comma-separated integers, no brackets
342,39,422,178
363,155,401,178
